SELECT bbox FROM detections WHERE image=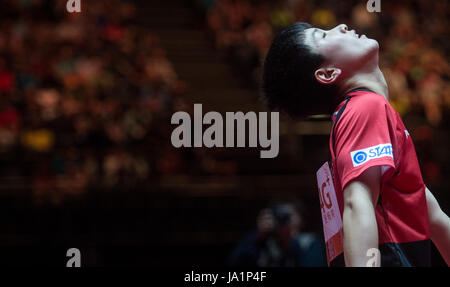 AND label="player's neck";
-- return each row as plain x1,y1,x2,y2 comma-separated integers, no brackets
339,66,389,101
